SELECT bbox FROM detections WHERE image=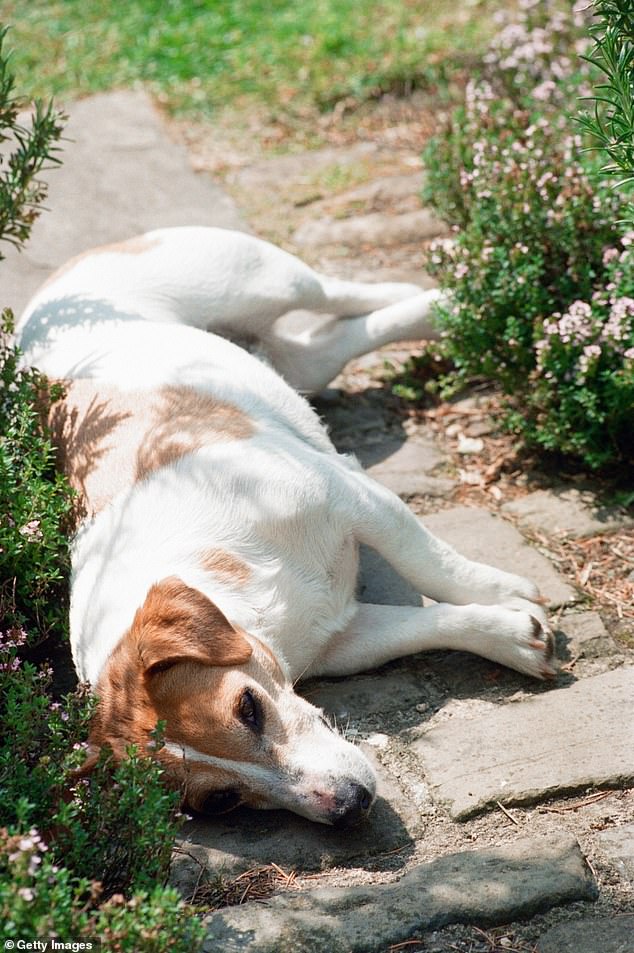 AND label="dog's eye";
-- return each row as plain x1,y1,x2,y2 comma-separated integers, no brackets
238,689,261,731
200,789,241,816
